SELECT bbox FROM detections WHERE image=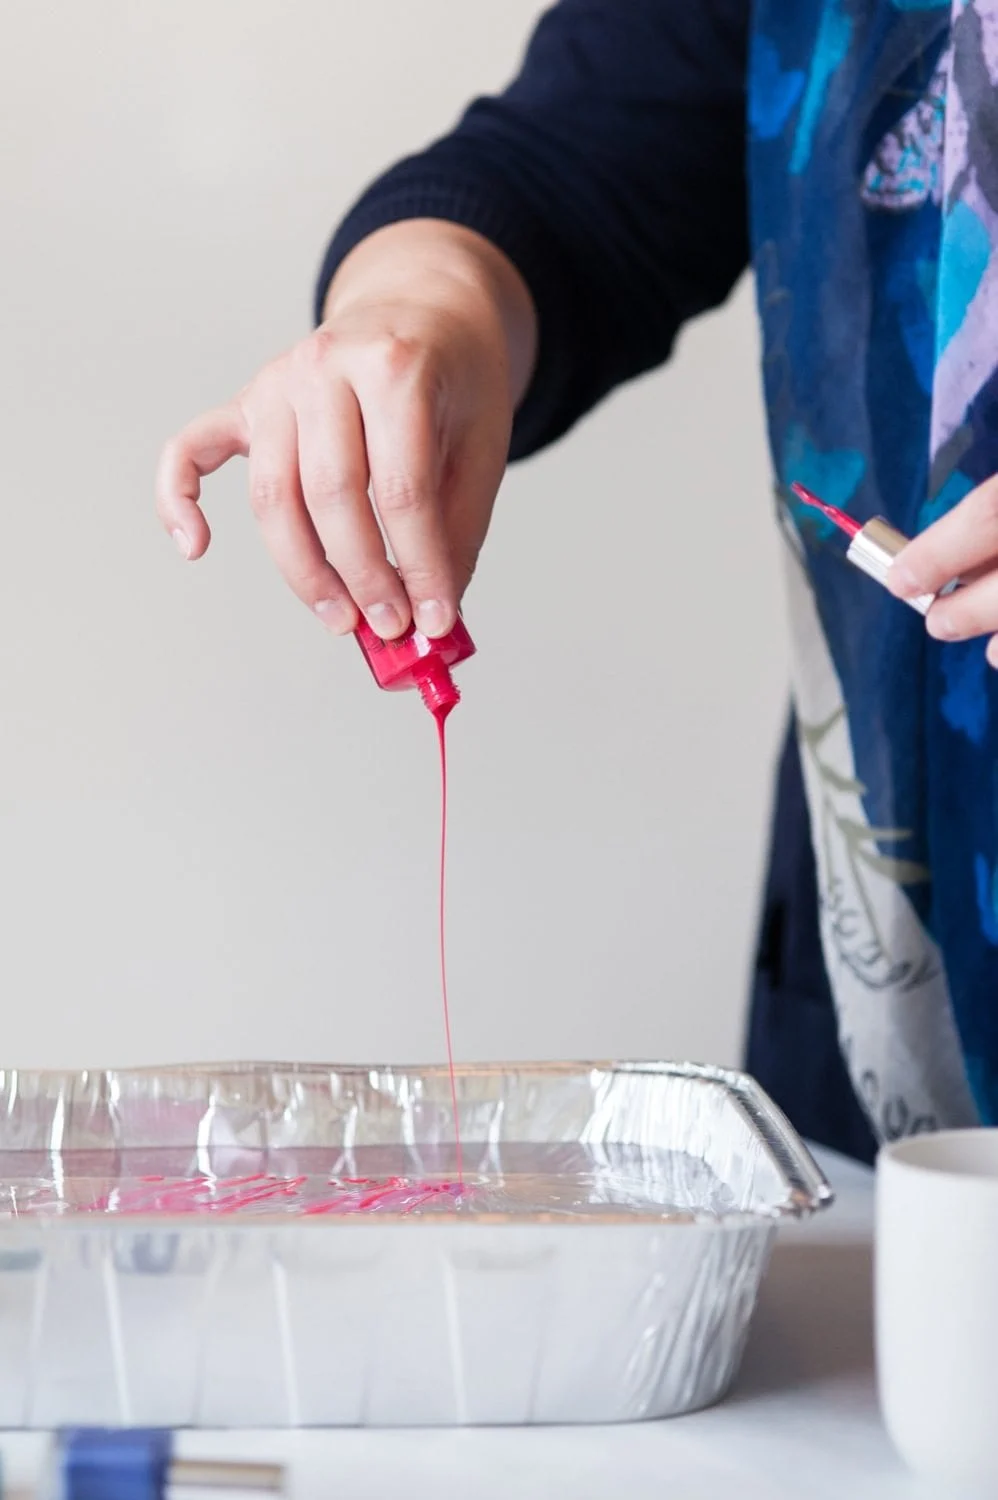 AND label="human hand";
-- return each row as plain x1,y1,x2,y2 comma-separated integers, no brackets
155,221,536,639
889,478,998,668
